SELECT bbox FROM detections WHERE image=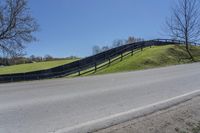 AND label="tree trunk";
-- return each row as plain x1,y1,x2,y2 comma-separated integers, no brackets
186,42,194,61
